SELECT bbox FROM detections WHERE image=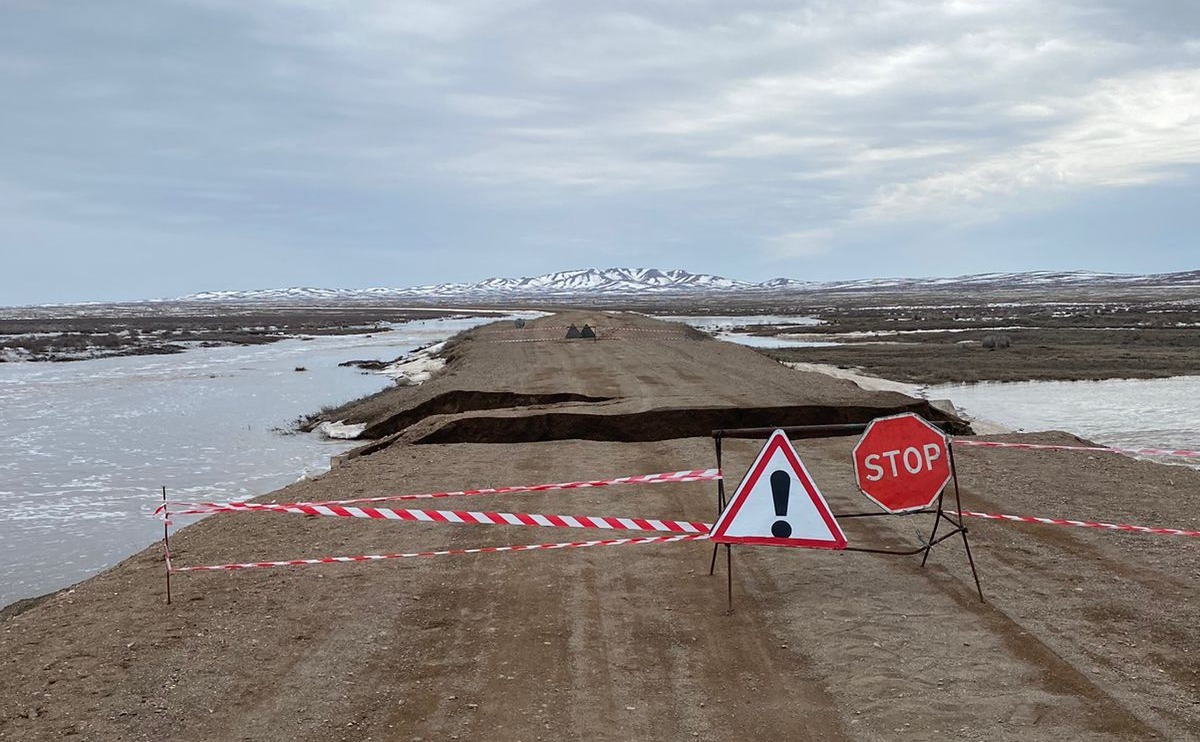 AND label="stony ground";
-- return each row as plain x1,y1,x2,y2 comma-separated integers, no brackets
0,306,470,362
755,297,1200,383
